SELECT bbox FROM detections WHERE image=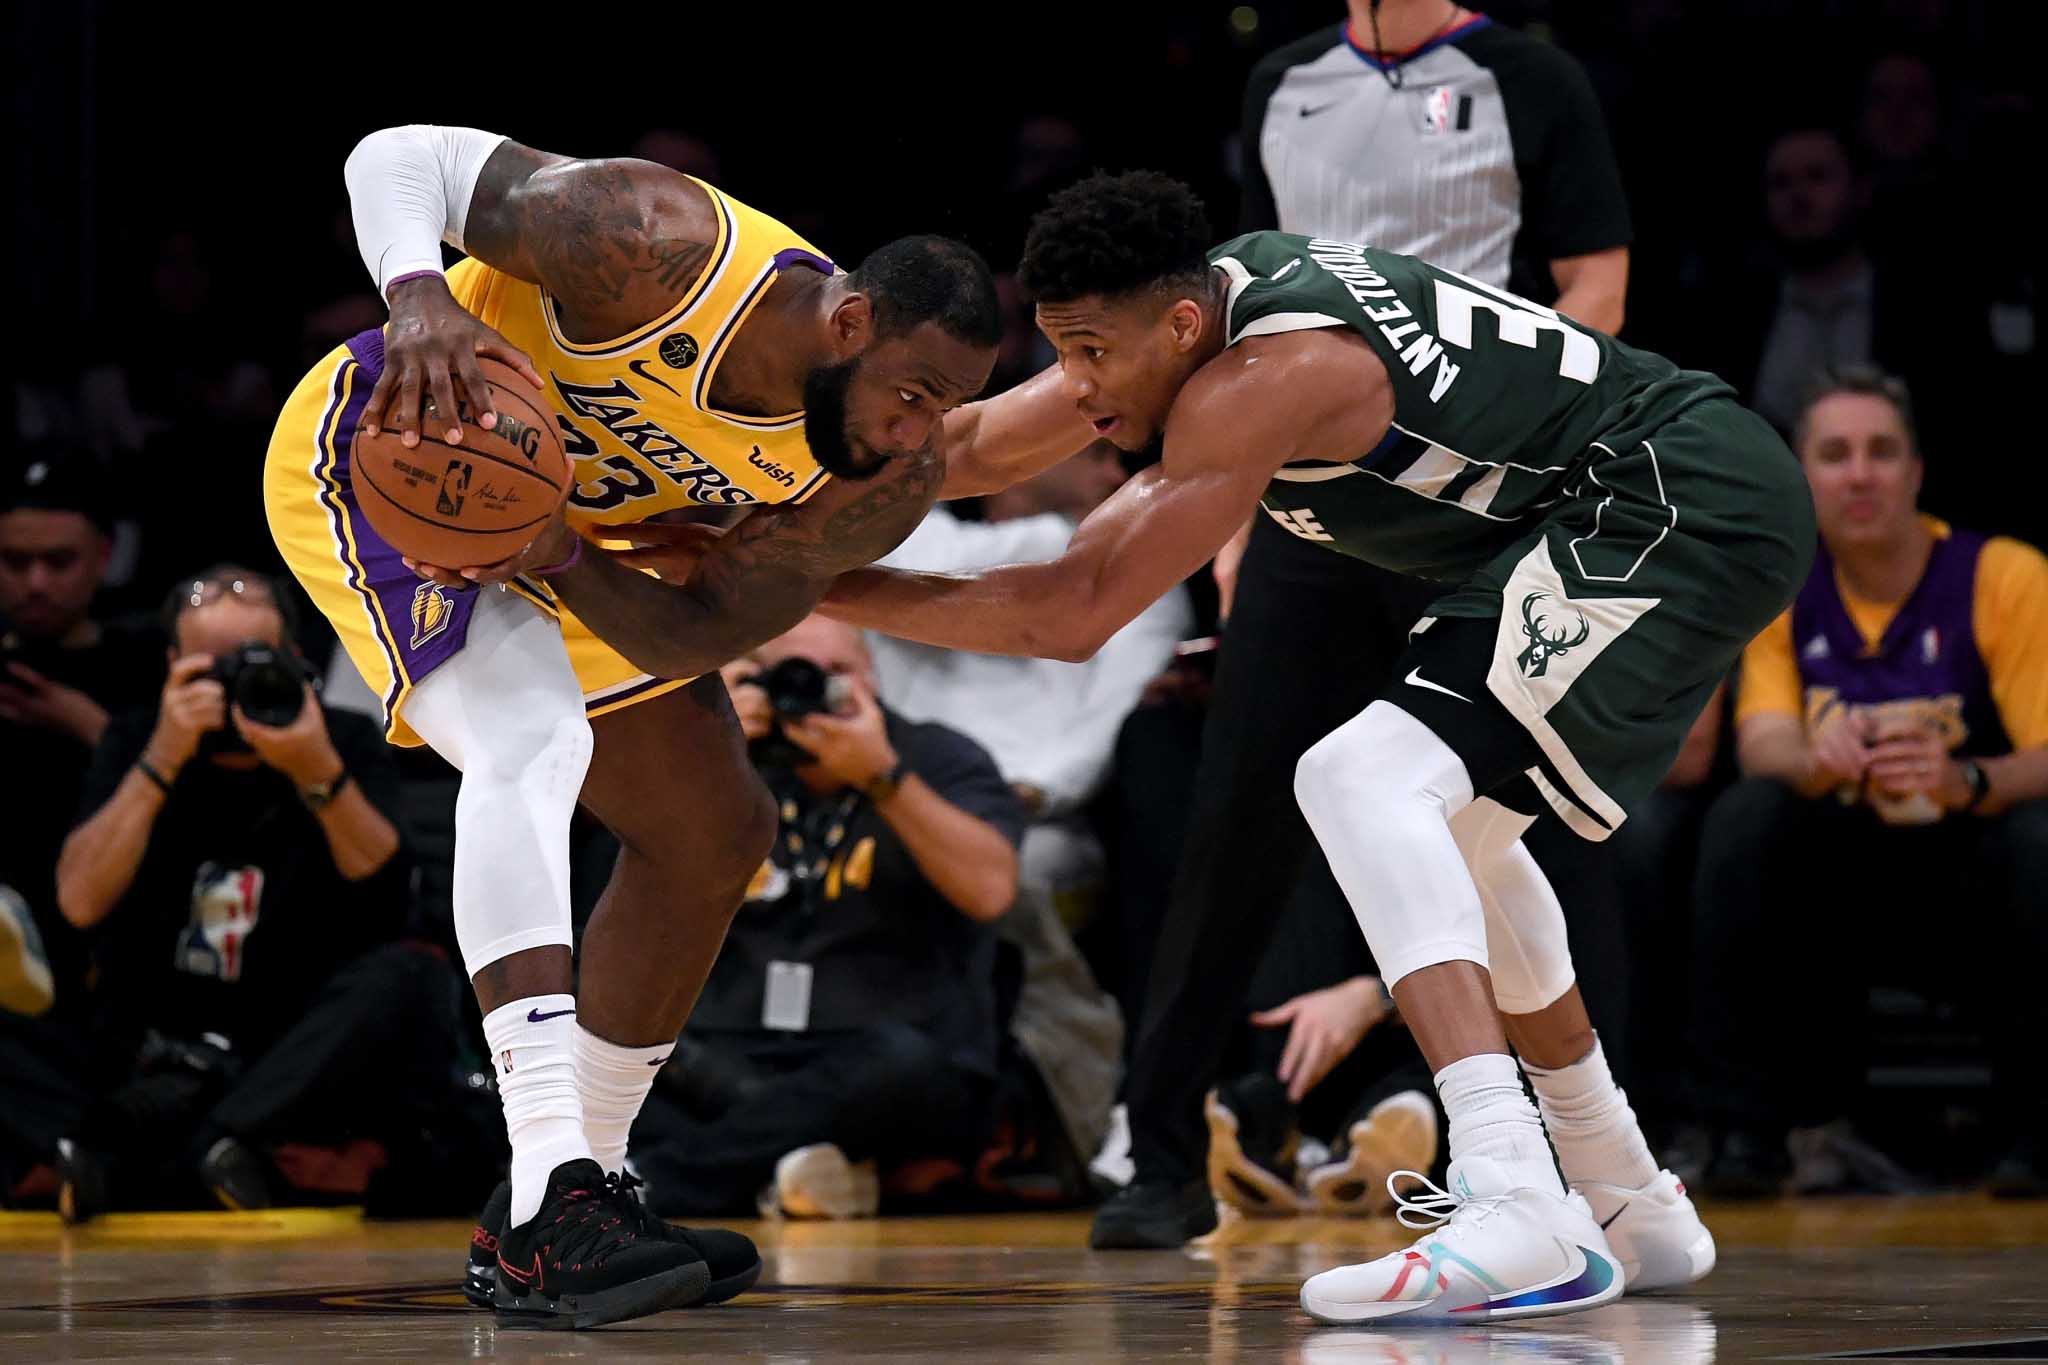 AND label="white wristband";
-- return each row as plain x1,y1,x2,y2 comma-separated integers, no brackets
344,125,507,299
